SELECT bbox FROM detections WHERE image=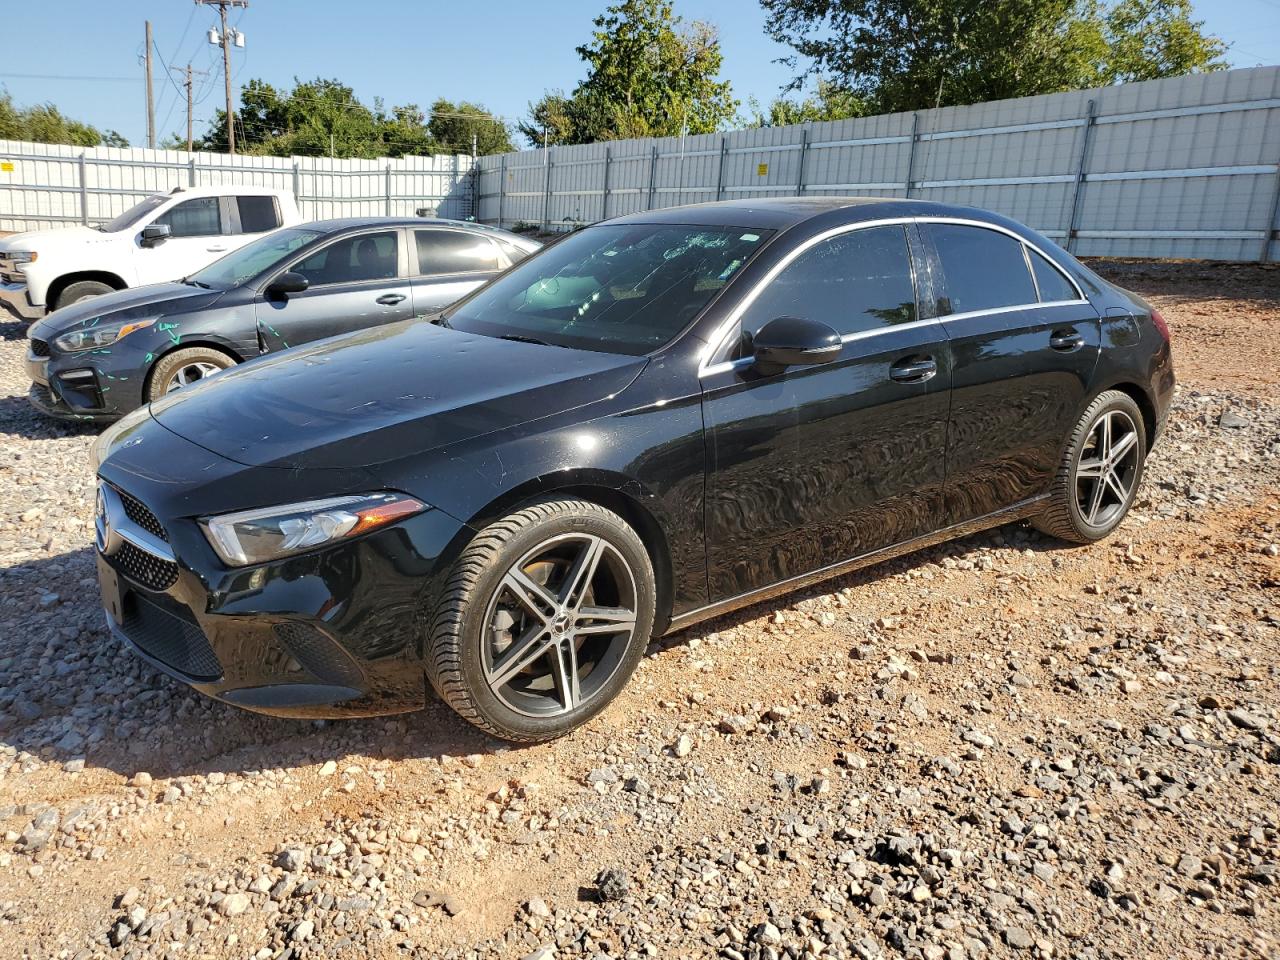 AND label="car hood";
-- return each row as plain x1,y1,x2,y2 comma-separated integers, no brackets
29,282,226,338
148,320,648,469
2,225,106,253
